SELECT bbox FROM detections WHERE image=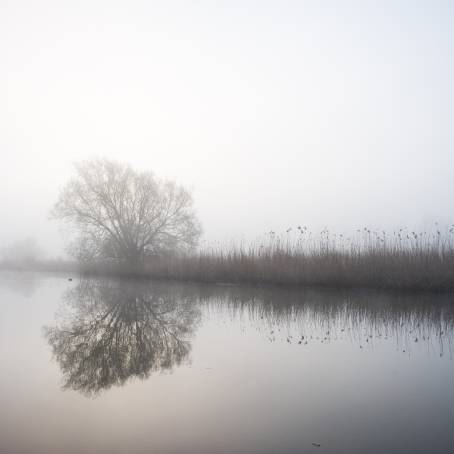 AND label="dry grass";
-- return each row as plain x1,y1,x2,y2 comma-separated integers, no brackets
138,227,454,291
4,226,454,291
